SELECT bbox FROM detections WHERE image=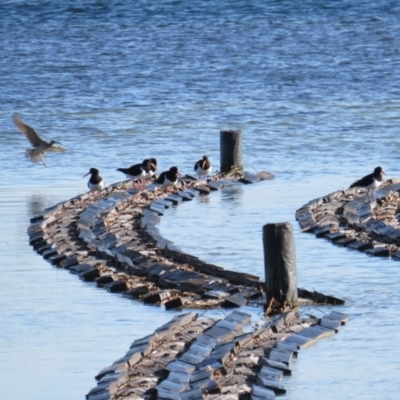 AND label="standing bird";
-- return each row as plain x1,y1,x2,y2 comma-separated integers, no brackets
84,168,104,195
116,159,156,188
155,166,182,192
350,166,386,201
194,155,212,180
13,115,65,166
146,158,158,180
